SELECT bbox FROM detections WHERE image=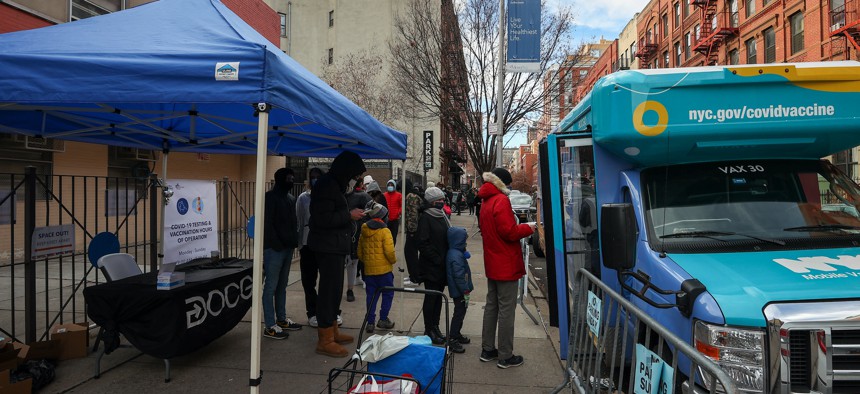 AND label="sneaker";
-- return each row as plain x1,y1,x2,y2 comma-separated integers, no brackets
276,319,302,331
479,349,498,362
452,334,470,344
337,315,344,326
308,316,318,327
346,289,355,302
263,325,289,340
403,278,419,287
366,323,375,334
497,355,524,369
376,319,395,330
355,277,365,288
449,339,465,354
